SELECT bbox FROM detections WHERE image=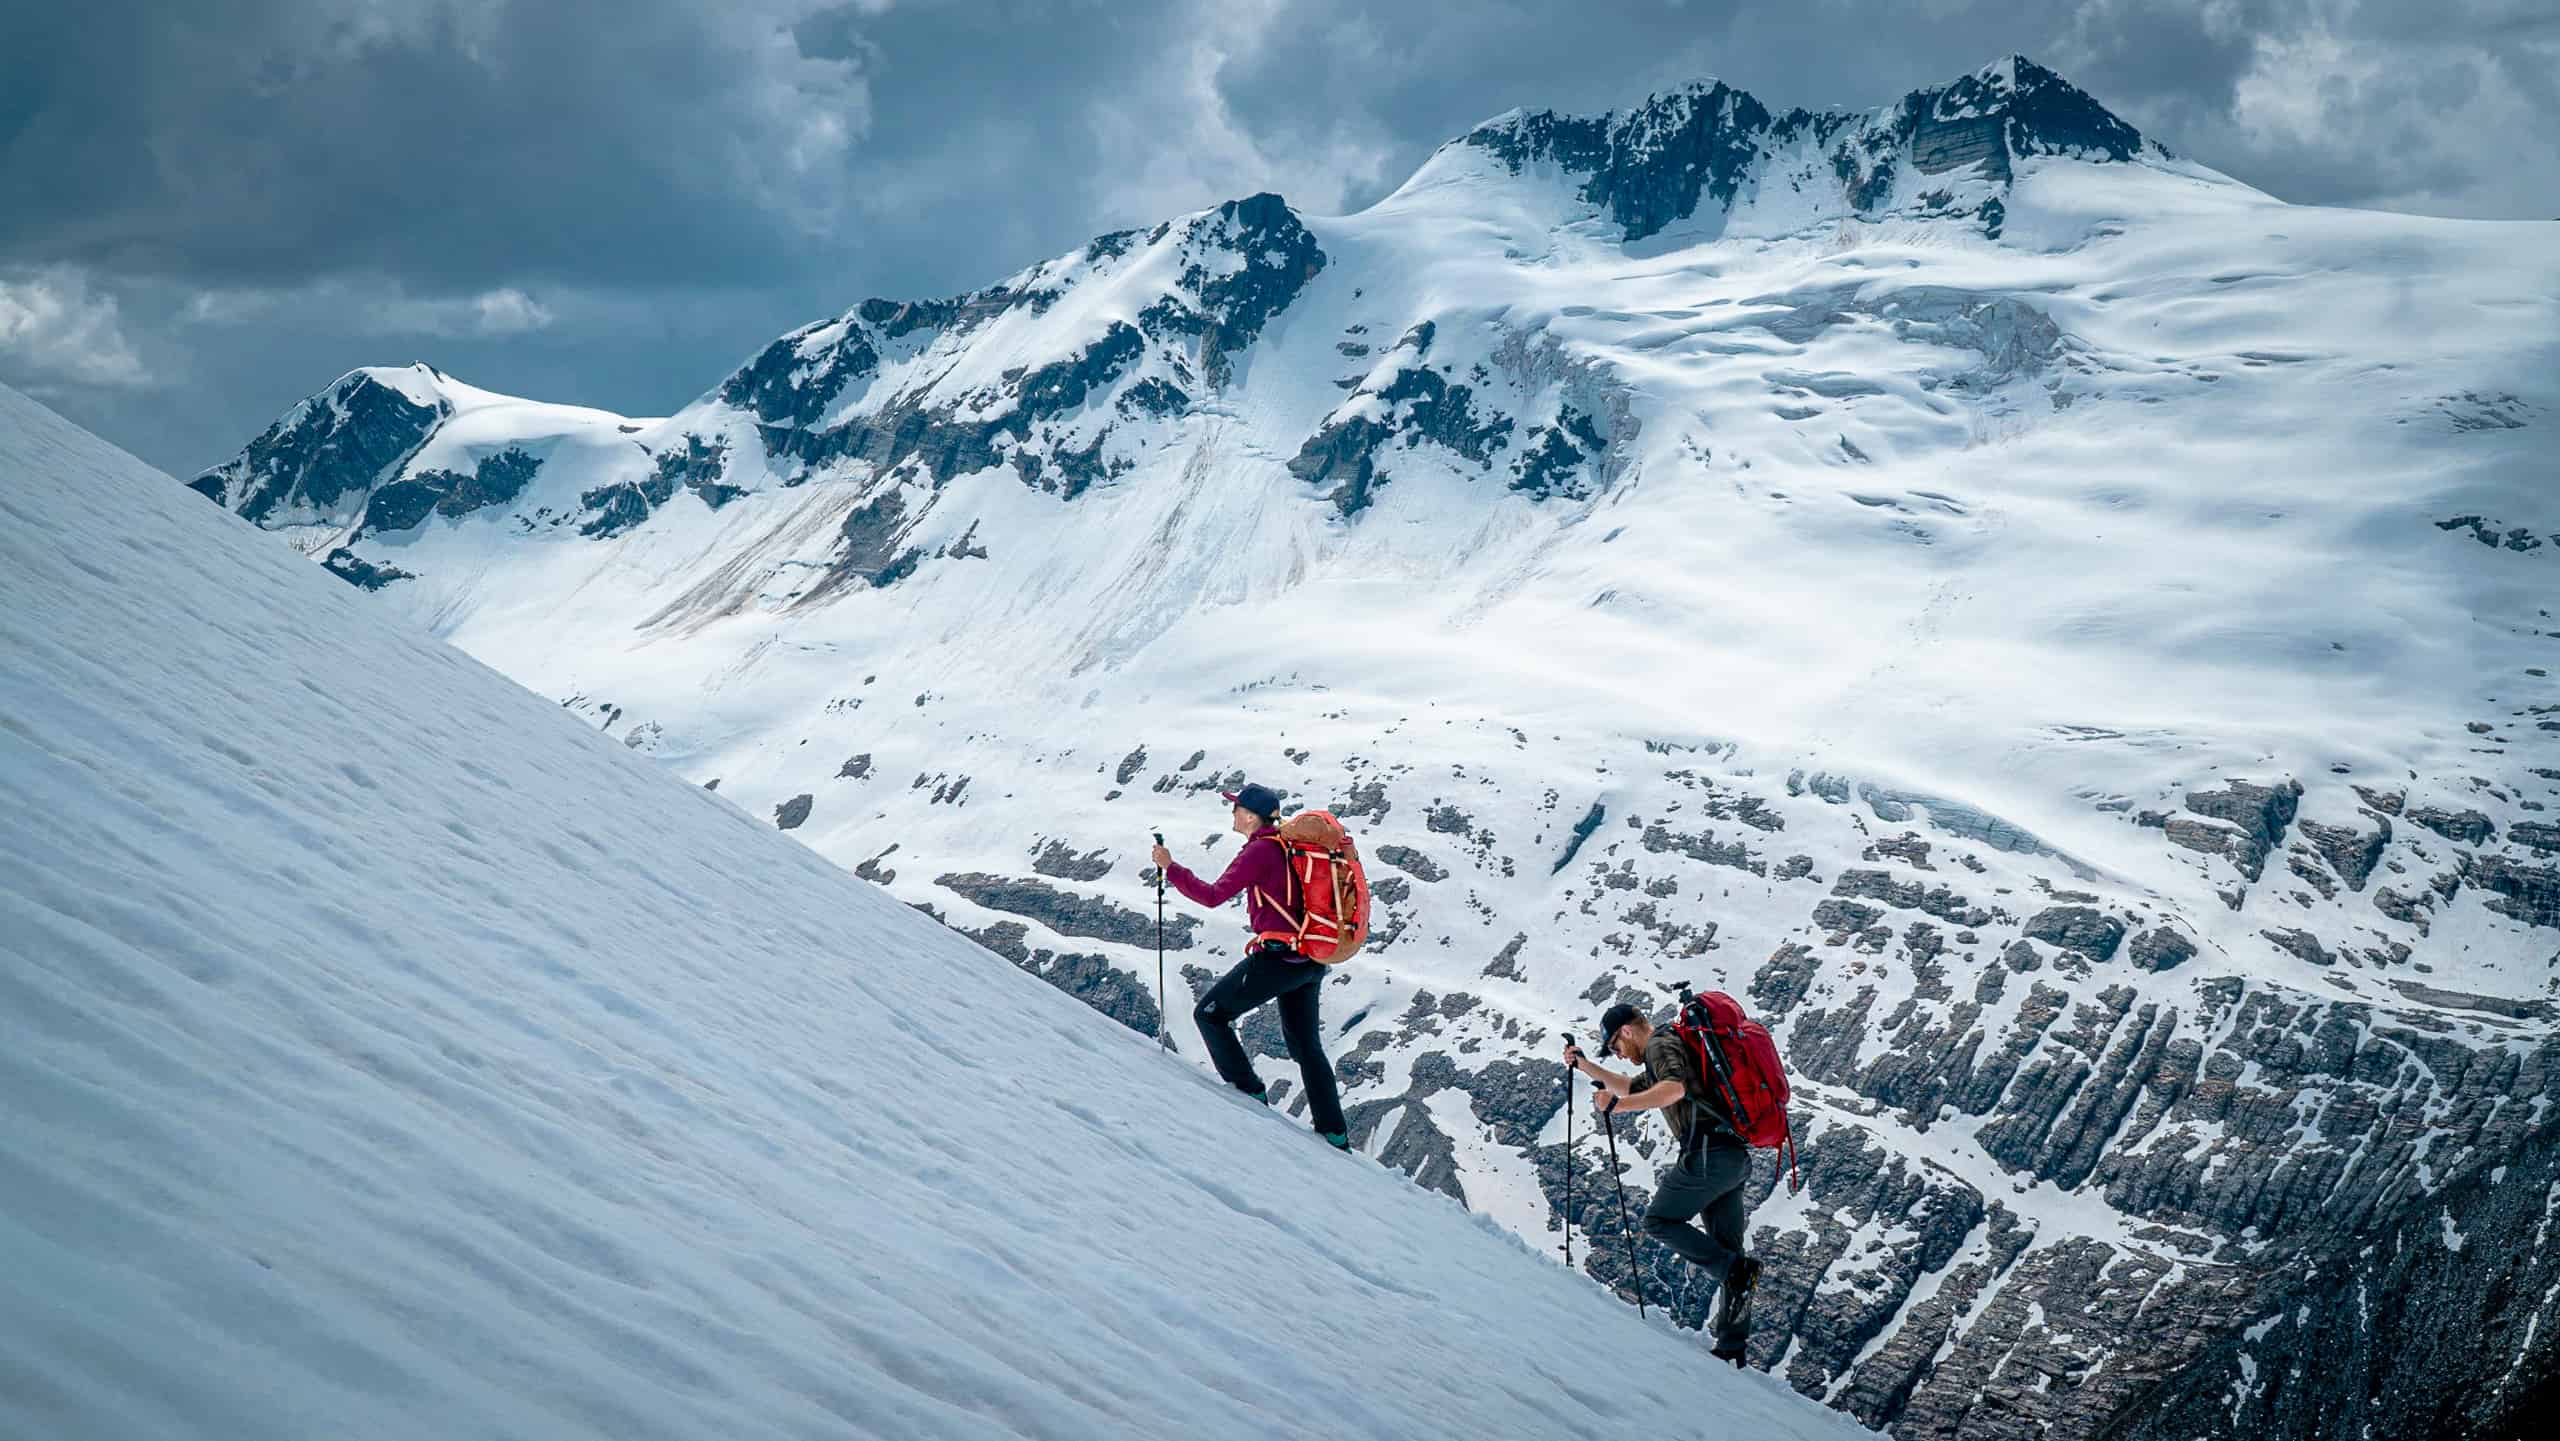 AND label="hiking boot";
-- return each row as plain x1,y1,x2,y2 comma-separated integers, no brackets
1709,1337,1748,1367
1713,1254,1761,1338
1320,1131,1352,1151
